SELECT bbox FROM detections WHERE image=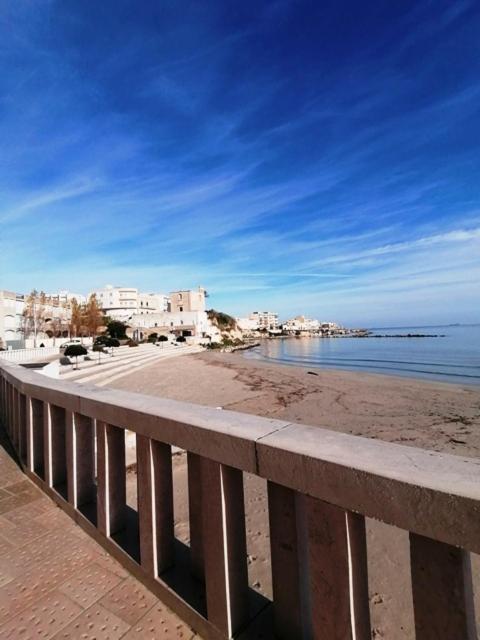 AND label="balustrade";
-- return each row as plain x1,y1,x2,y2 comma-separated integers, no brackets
0,359,478,640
